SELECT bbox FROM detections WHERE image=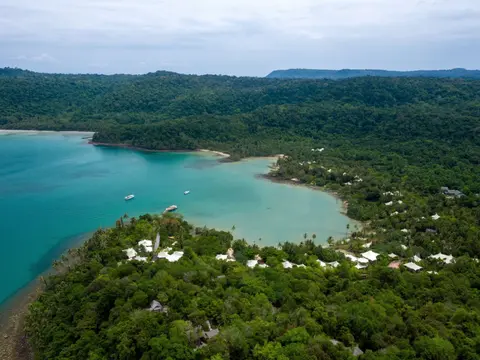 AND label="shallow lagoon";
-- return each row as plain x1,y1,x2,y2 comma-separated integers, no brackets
0,133,351,304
